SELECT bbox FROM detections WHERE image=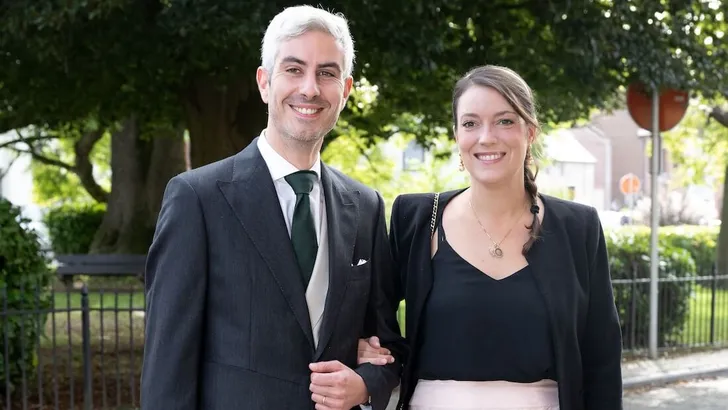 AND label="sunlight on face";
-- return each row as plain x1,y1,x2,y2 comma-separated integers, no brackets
257,30,353,144
454,85,533,186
